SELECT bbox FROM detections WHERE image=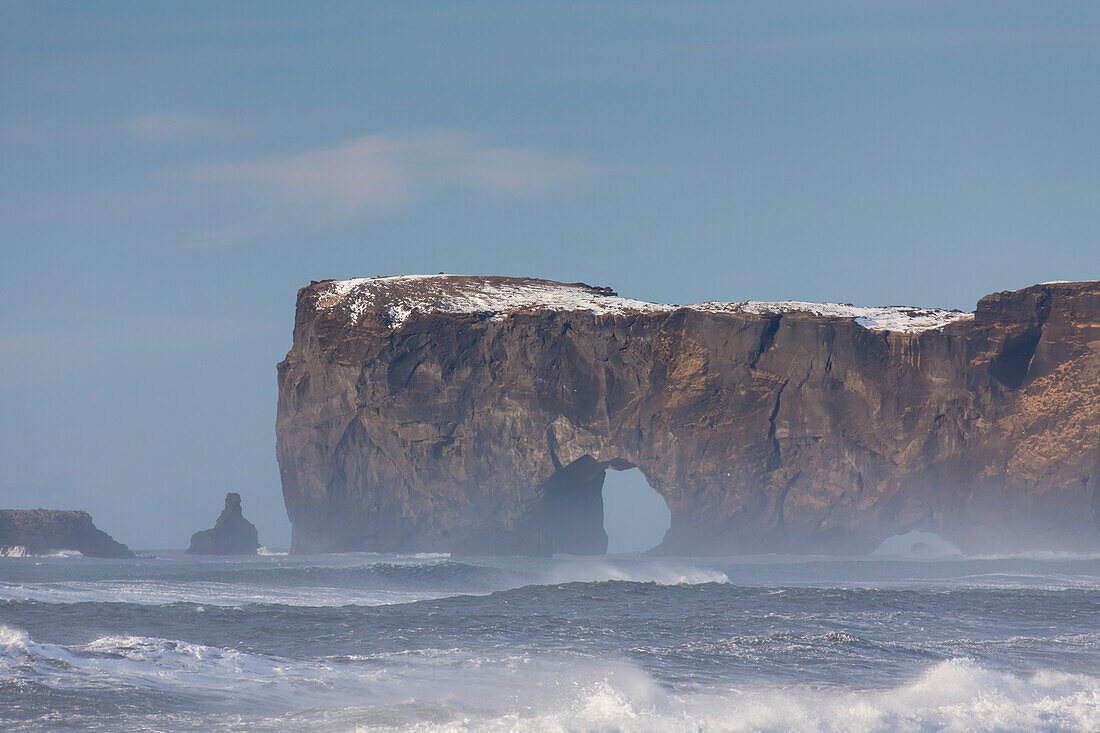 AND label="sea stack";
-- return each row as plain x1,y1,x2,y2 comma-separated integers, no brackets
187,493,260,555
